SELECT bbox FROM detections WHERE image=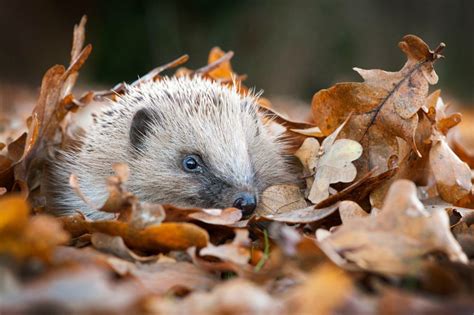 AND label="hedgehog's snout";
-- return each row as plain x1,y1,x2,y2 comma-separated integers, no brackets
233,192,257,218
